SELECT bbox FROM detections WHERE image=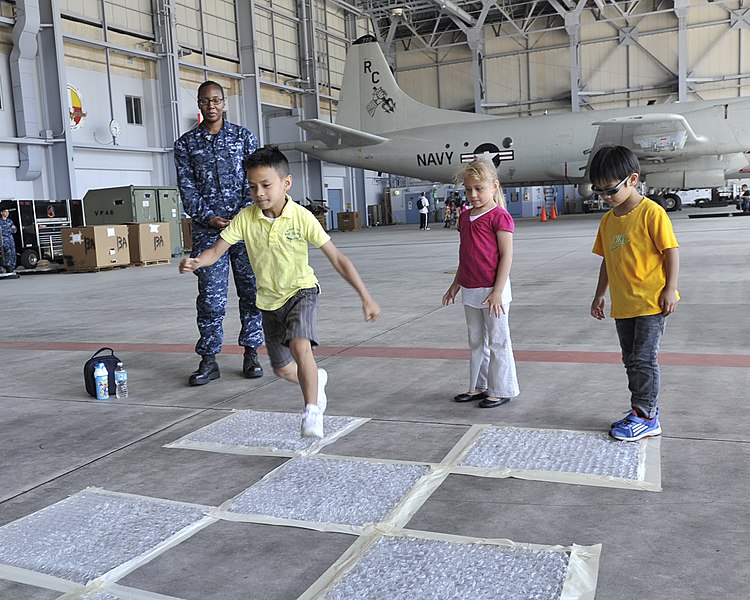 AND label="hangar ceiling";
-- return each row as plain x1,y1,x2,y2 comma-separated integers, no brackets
346,0,750,114
355,0,663,49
